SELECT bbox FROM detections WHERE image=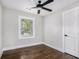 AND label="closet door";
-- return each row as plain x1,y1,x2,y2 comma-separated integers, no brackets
63,8,79,57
